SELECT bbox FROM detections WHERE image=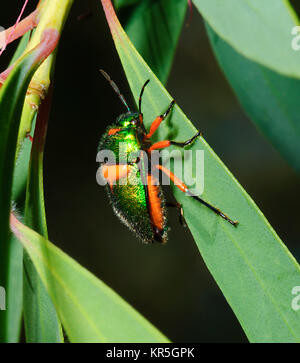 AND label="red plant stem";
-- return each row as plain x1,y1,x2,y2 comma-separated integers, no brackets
10,213,21,239
0,28,59,88
0,65,14,85
32,28,60,65
101,0,122,39
0,8,40,56
187,0,193,27
0,0,29,56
